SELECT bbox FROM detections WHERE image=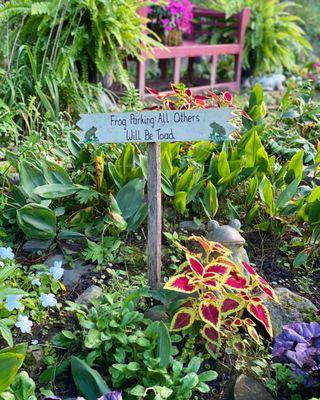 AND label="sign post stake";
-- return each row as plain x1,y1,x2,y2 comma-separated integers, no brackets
77,107,234,290
147,142,162,289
